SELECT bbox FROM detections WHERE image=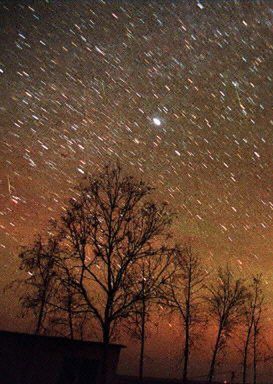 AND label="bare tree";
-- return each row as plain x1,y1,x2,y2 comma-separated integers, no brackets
17,234,60,334
241,274,264,384
126,281,153,383
125,254,174,382
206,265,248,383
252,276,264,384
162,245,207,384
46,270,89,340
54,164,175,382
13,226,87,339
